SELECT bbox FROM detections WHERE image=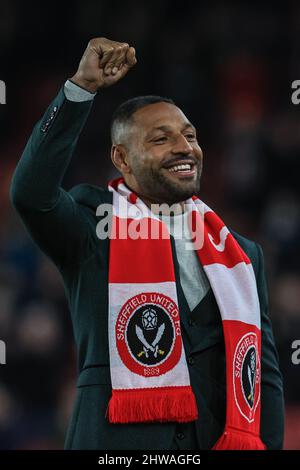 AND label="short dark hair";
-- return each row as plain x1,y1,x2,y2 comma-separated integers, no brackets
110,95,175,145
